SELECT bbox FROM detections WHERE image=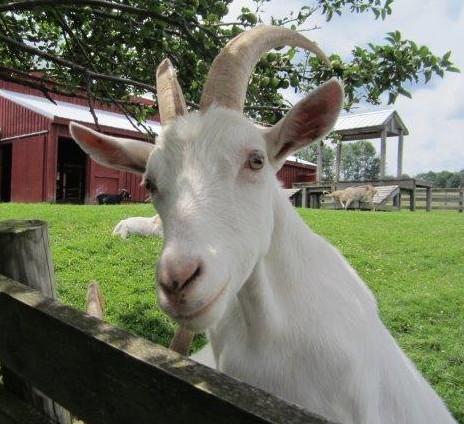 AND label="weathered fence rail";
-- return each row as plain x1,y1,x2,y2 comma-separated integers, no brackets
401,188,463,212
0,220,336,424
